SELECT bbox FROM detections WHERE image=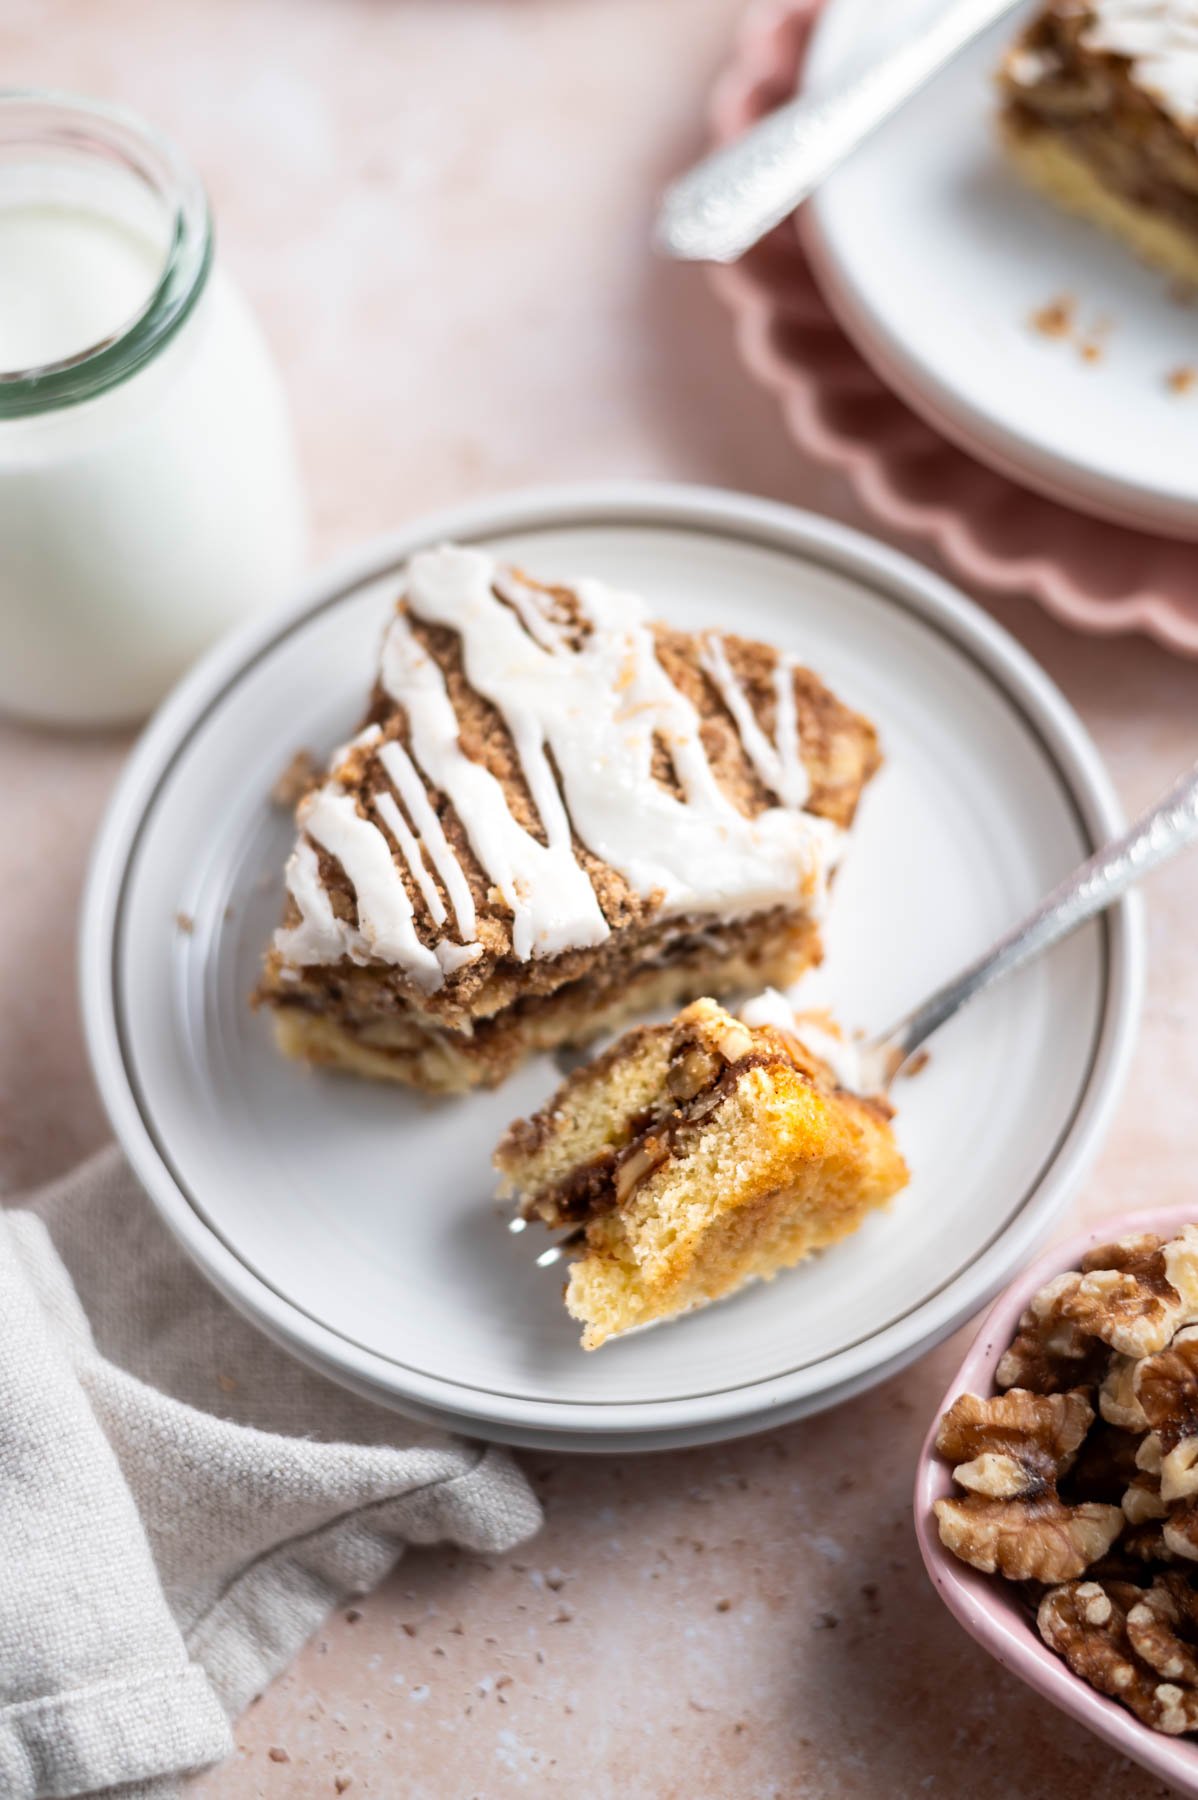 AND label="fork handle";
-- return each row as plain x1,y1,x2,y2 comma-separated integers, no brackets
655,0,1020,263
878,758,1198,1070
